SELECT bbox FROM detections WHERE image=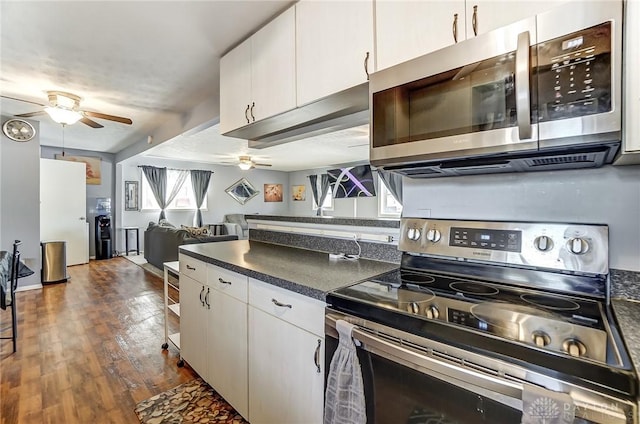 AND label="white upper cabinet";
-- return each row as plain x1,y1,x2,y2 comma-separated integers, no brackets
375,0,465,71
251,7,296,124
296,0,374,105
219,7,295,134
220,38,252,134
617,0,640,163
464,1,567,38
